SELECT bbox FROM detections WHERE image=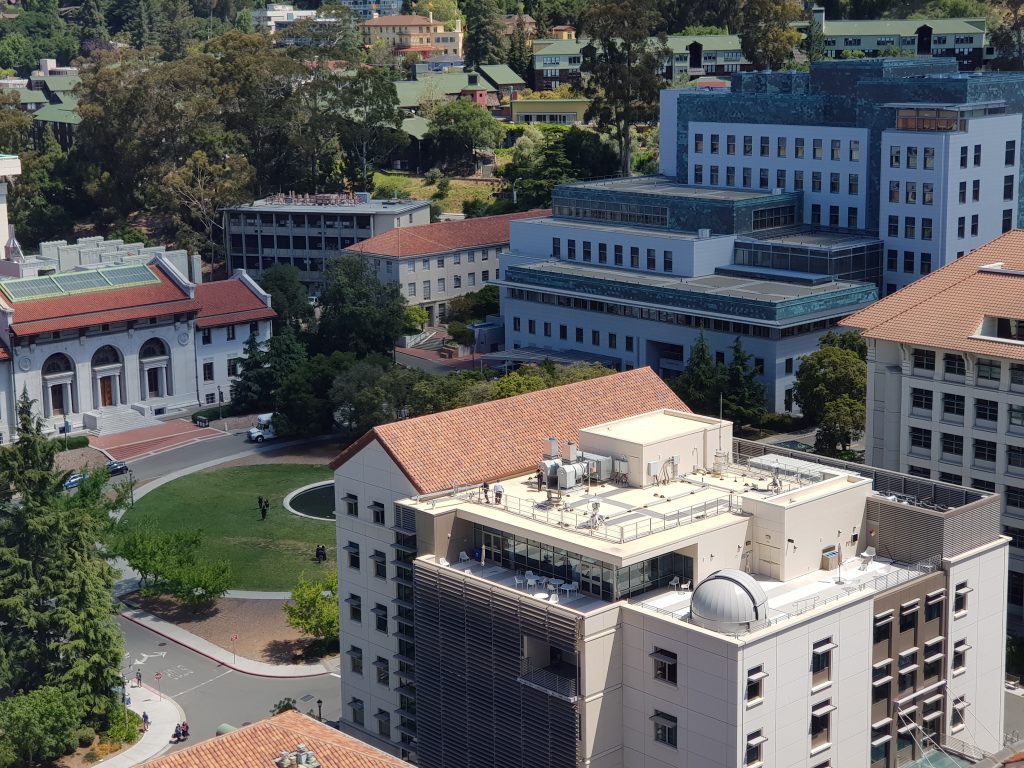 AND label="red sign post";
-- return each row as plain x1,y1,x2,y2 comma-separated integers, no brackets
230,634,238,665
154,671,162,700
